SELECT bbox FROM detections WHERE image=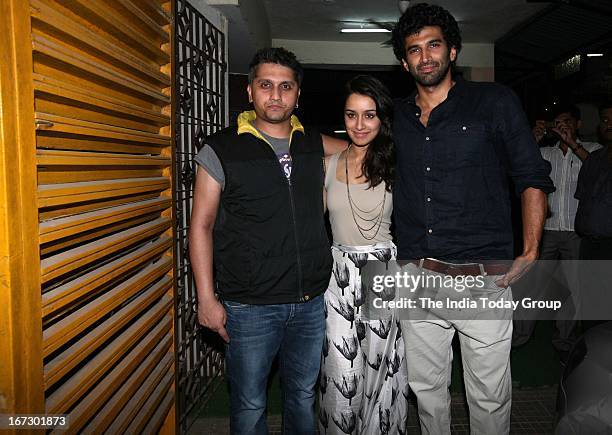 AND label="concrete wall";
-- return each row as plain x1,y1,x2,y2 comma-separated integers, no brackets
206,0,271,73
237,0,271,49
193,0,227,31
